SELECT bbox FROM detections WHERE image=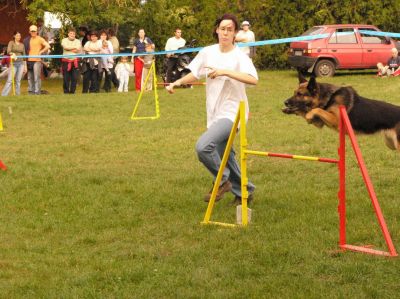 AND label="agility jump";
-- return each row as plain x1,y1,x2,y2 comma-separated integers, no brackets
202,101,398,257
